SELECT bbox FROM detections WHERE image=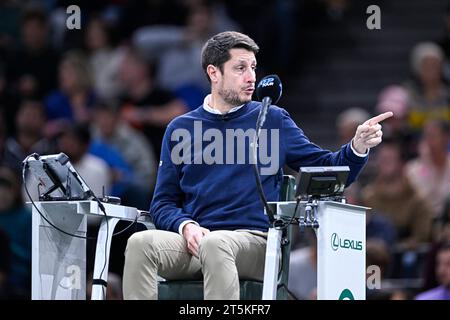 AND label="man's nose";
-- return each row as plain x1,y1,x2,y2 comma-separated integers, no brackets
245,69,256,83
